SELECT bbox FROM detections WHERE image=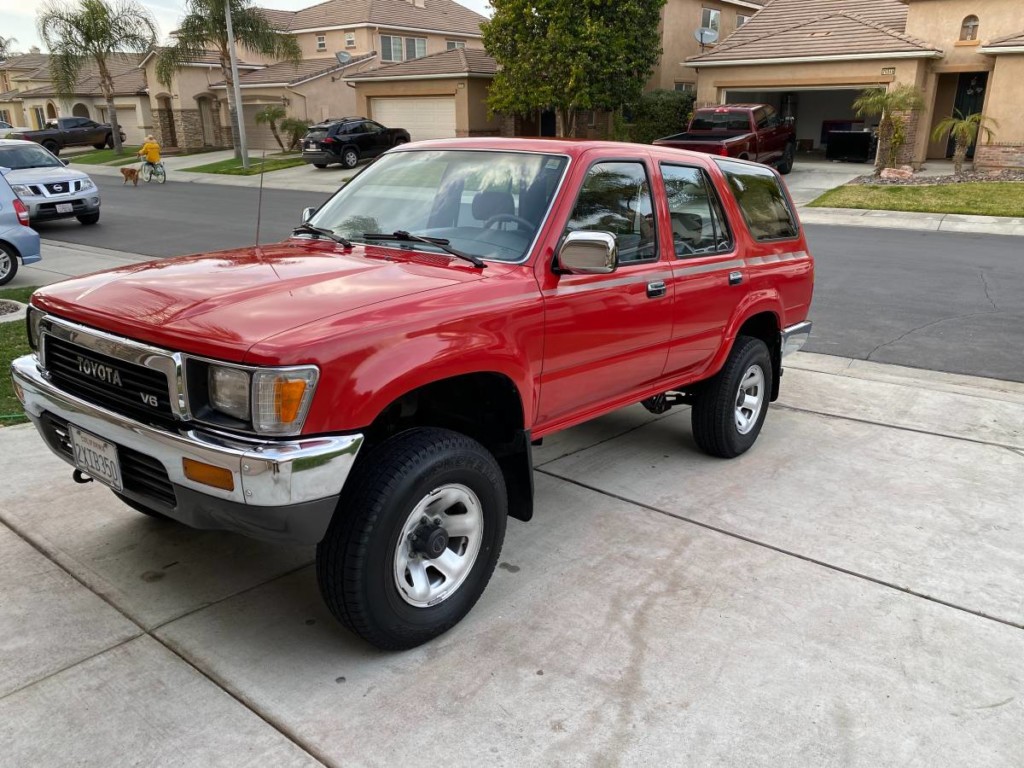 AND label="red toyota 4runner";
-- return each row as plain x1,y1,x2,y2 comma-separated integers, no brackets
12,139,813,649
